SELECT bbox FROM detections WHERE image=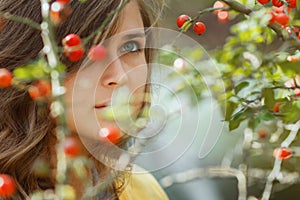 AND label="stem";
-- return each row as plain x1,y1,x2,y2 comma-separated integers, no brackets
159,166,247,200
82,0,130,45
0,12,41,30
220,0,289,40
192,6,231,21
262,121,300,200
40,0,69,187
